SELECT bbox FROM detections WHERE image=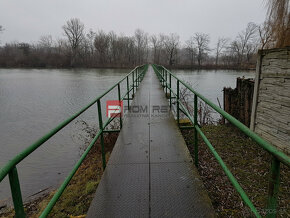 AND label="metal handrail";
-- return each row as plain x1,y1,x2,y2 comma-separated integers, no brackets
152,64,290,218
0,64,149,217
